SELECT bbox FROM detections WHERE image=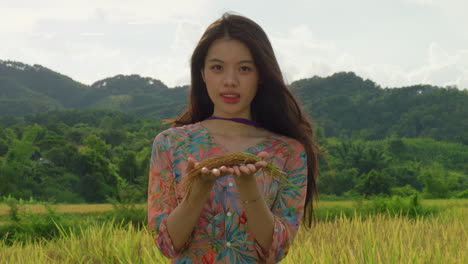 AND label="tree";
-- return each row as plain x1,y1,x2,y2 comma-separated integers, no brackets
355,169,395,197
83,134,110,157
0,138,8,156
118,151,138,184
76,147,118,202
318,168,358,196
418,163,463,198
